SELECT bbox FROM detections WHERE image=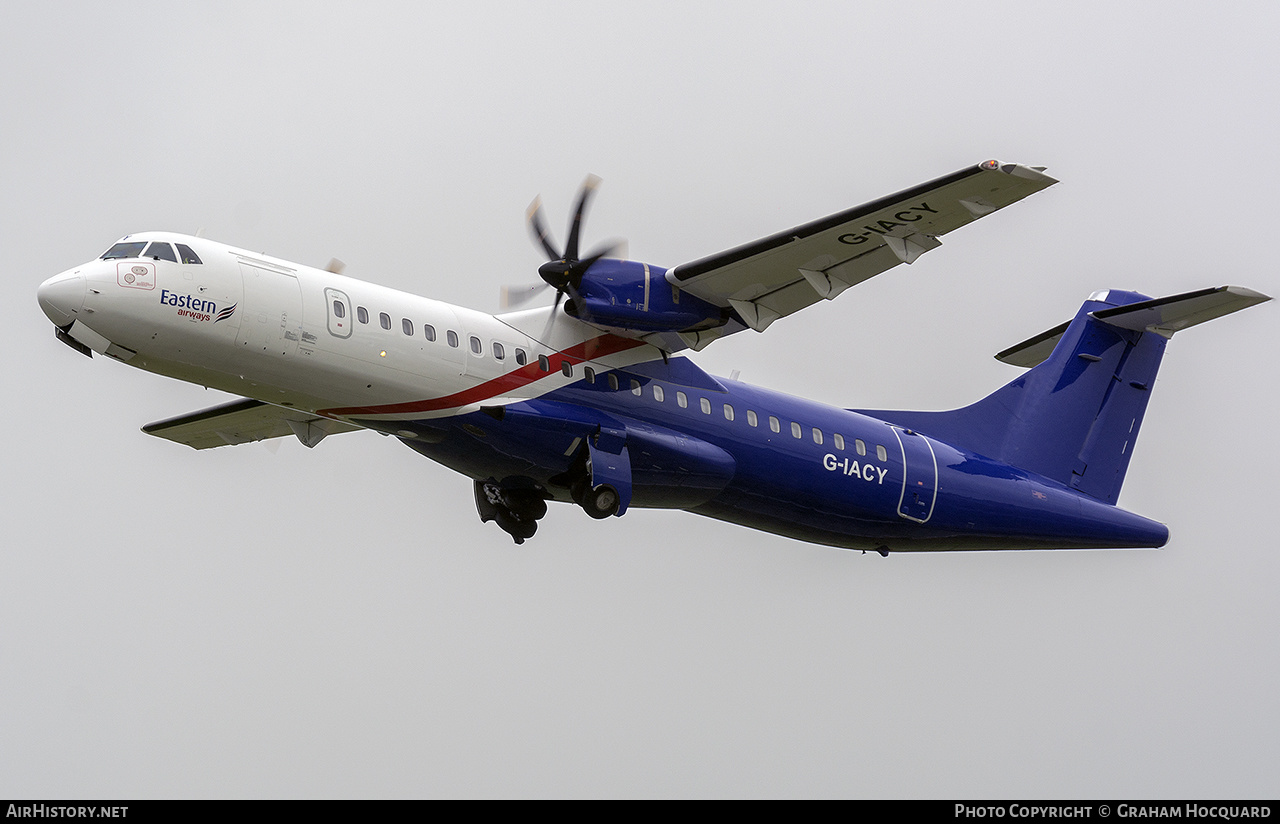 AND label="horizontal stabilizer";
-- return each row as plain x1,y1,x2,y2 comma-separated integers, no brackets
142,398,361,449
994,320,1070,368
997,286,1270,367
1090,285,1270,337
